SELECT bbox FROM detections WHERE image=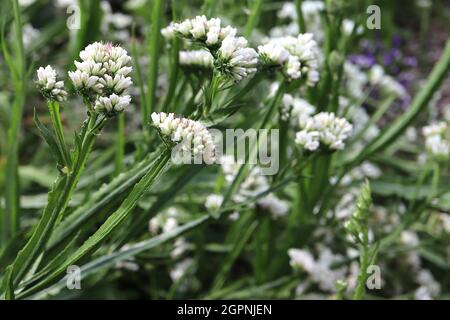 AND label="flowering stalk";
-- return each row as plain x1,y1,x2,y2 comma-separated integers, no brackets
17,148,172,299
4,42,134,291
18,113,216,297
6,112,107,289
